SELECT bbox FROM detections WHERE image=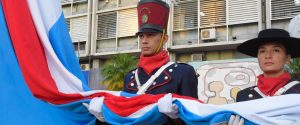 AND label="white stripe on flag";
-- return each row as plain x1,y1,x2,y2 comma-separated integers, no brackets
27,0,84,93
176,94,300,125
80,90,121,97
127,103,156,118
